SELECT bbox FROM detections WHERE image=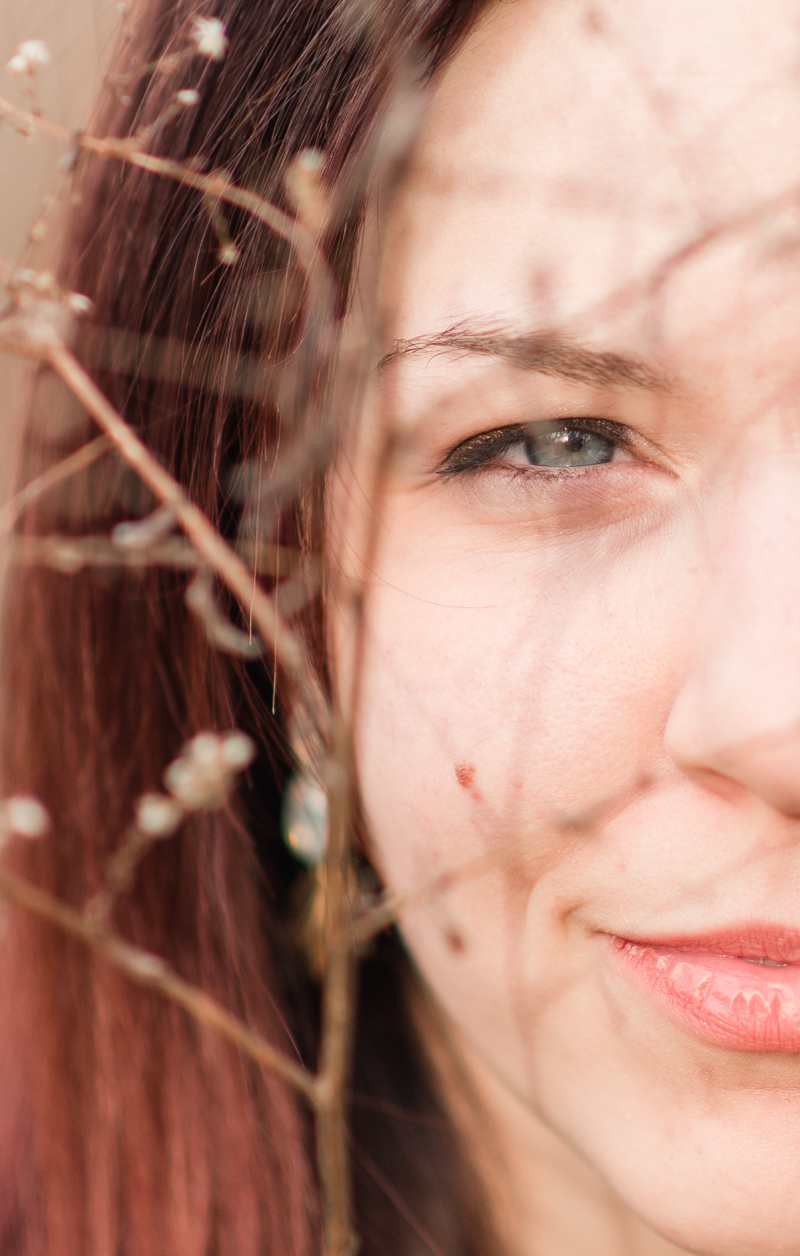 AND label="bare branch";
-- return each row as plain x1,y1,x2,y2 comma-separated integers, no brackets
317,748,359,1256
0,95,329,280
10,533,307,576
10,533,200,572
185,567,265,658
0,863,319,1101
15,338,332,751
0,435,113,538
